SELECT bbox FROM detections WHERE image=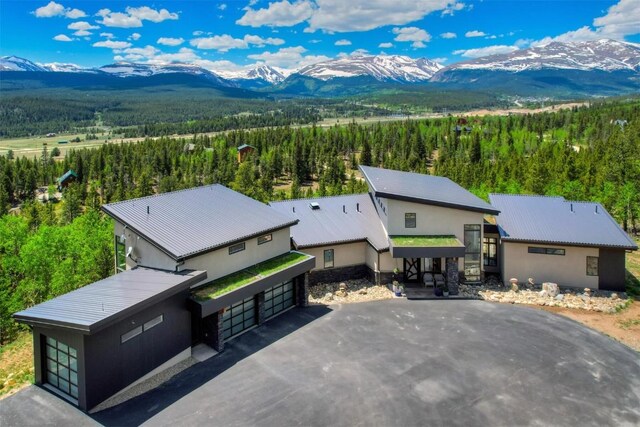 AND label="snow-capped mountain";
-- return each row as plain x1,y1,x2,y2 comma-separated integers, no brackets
436,39,640,75
0,56,48,72
42,62,95,73
295,55,444,82
218,65,287,85
98,62,233,86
